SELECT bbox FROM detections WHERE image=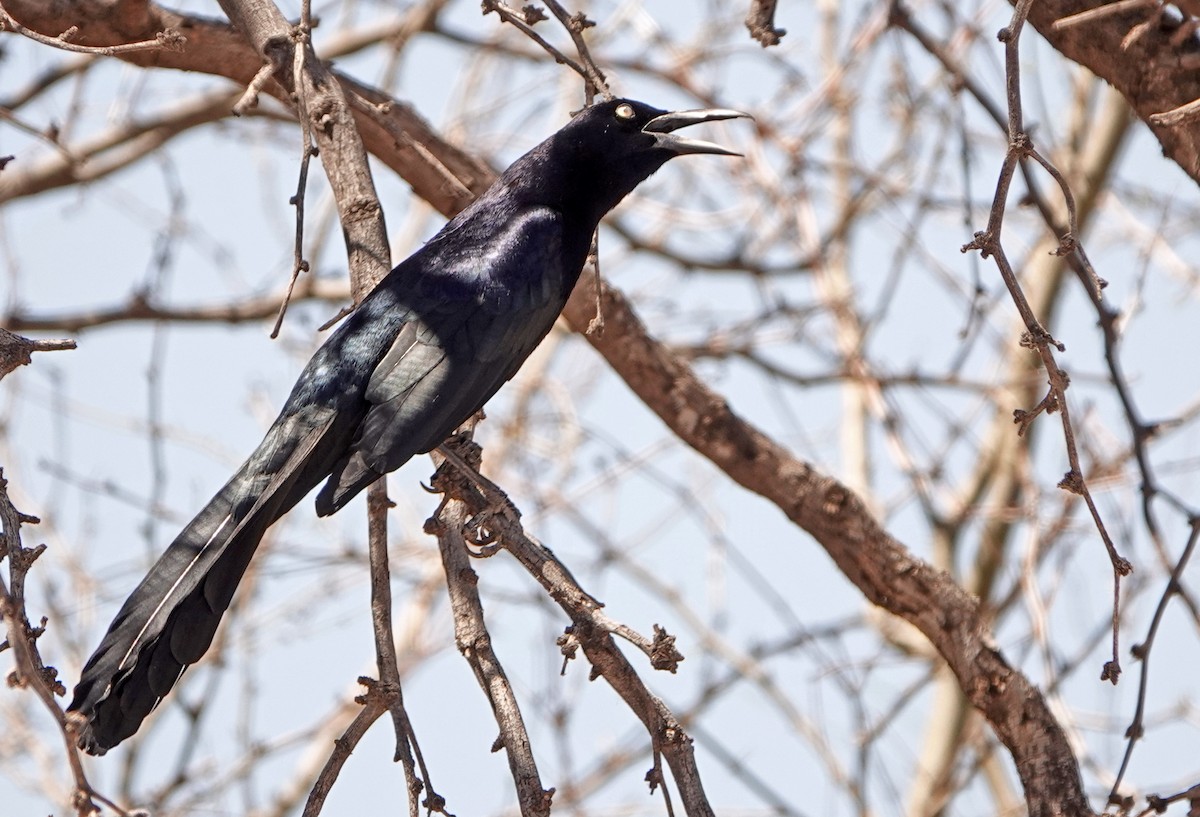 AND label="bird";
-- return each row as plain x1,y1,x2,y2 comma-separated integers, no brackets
66,98,747,755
